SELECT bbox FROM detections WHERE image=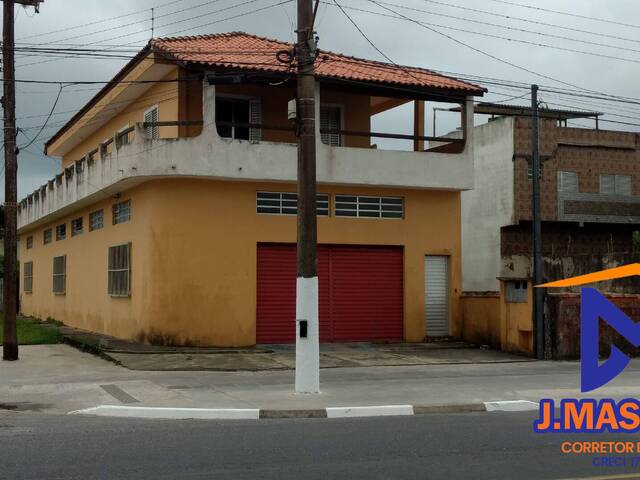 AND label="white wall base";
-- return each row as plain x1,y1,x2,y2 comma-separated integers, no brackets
295,276,320,394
